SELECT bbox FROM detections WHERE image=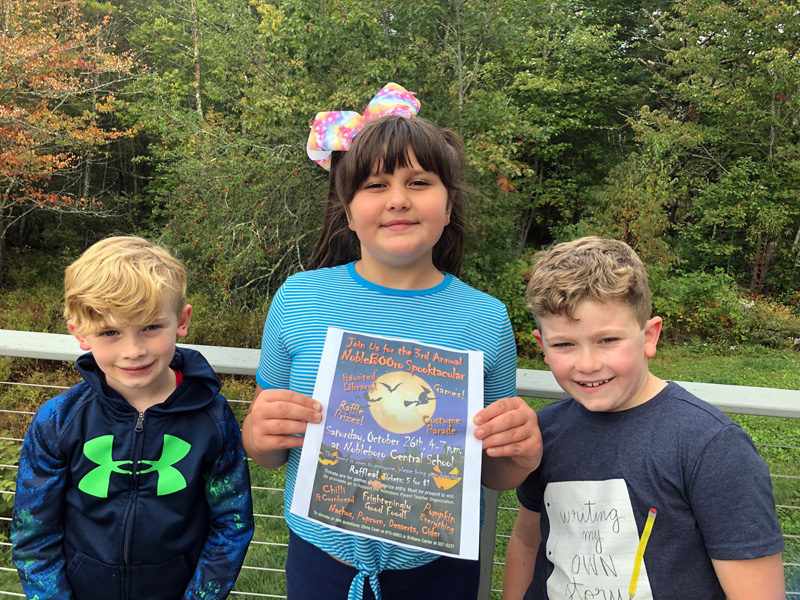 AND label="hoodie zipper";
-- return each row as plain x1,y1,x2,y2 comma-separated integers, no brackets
121,411,145,600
